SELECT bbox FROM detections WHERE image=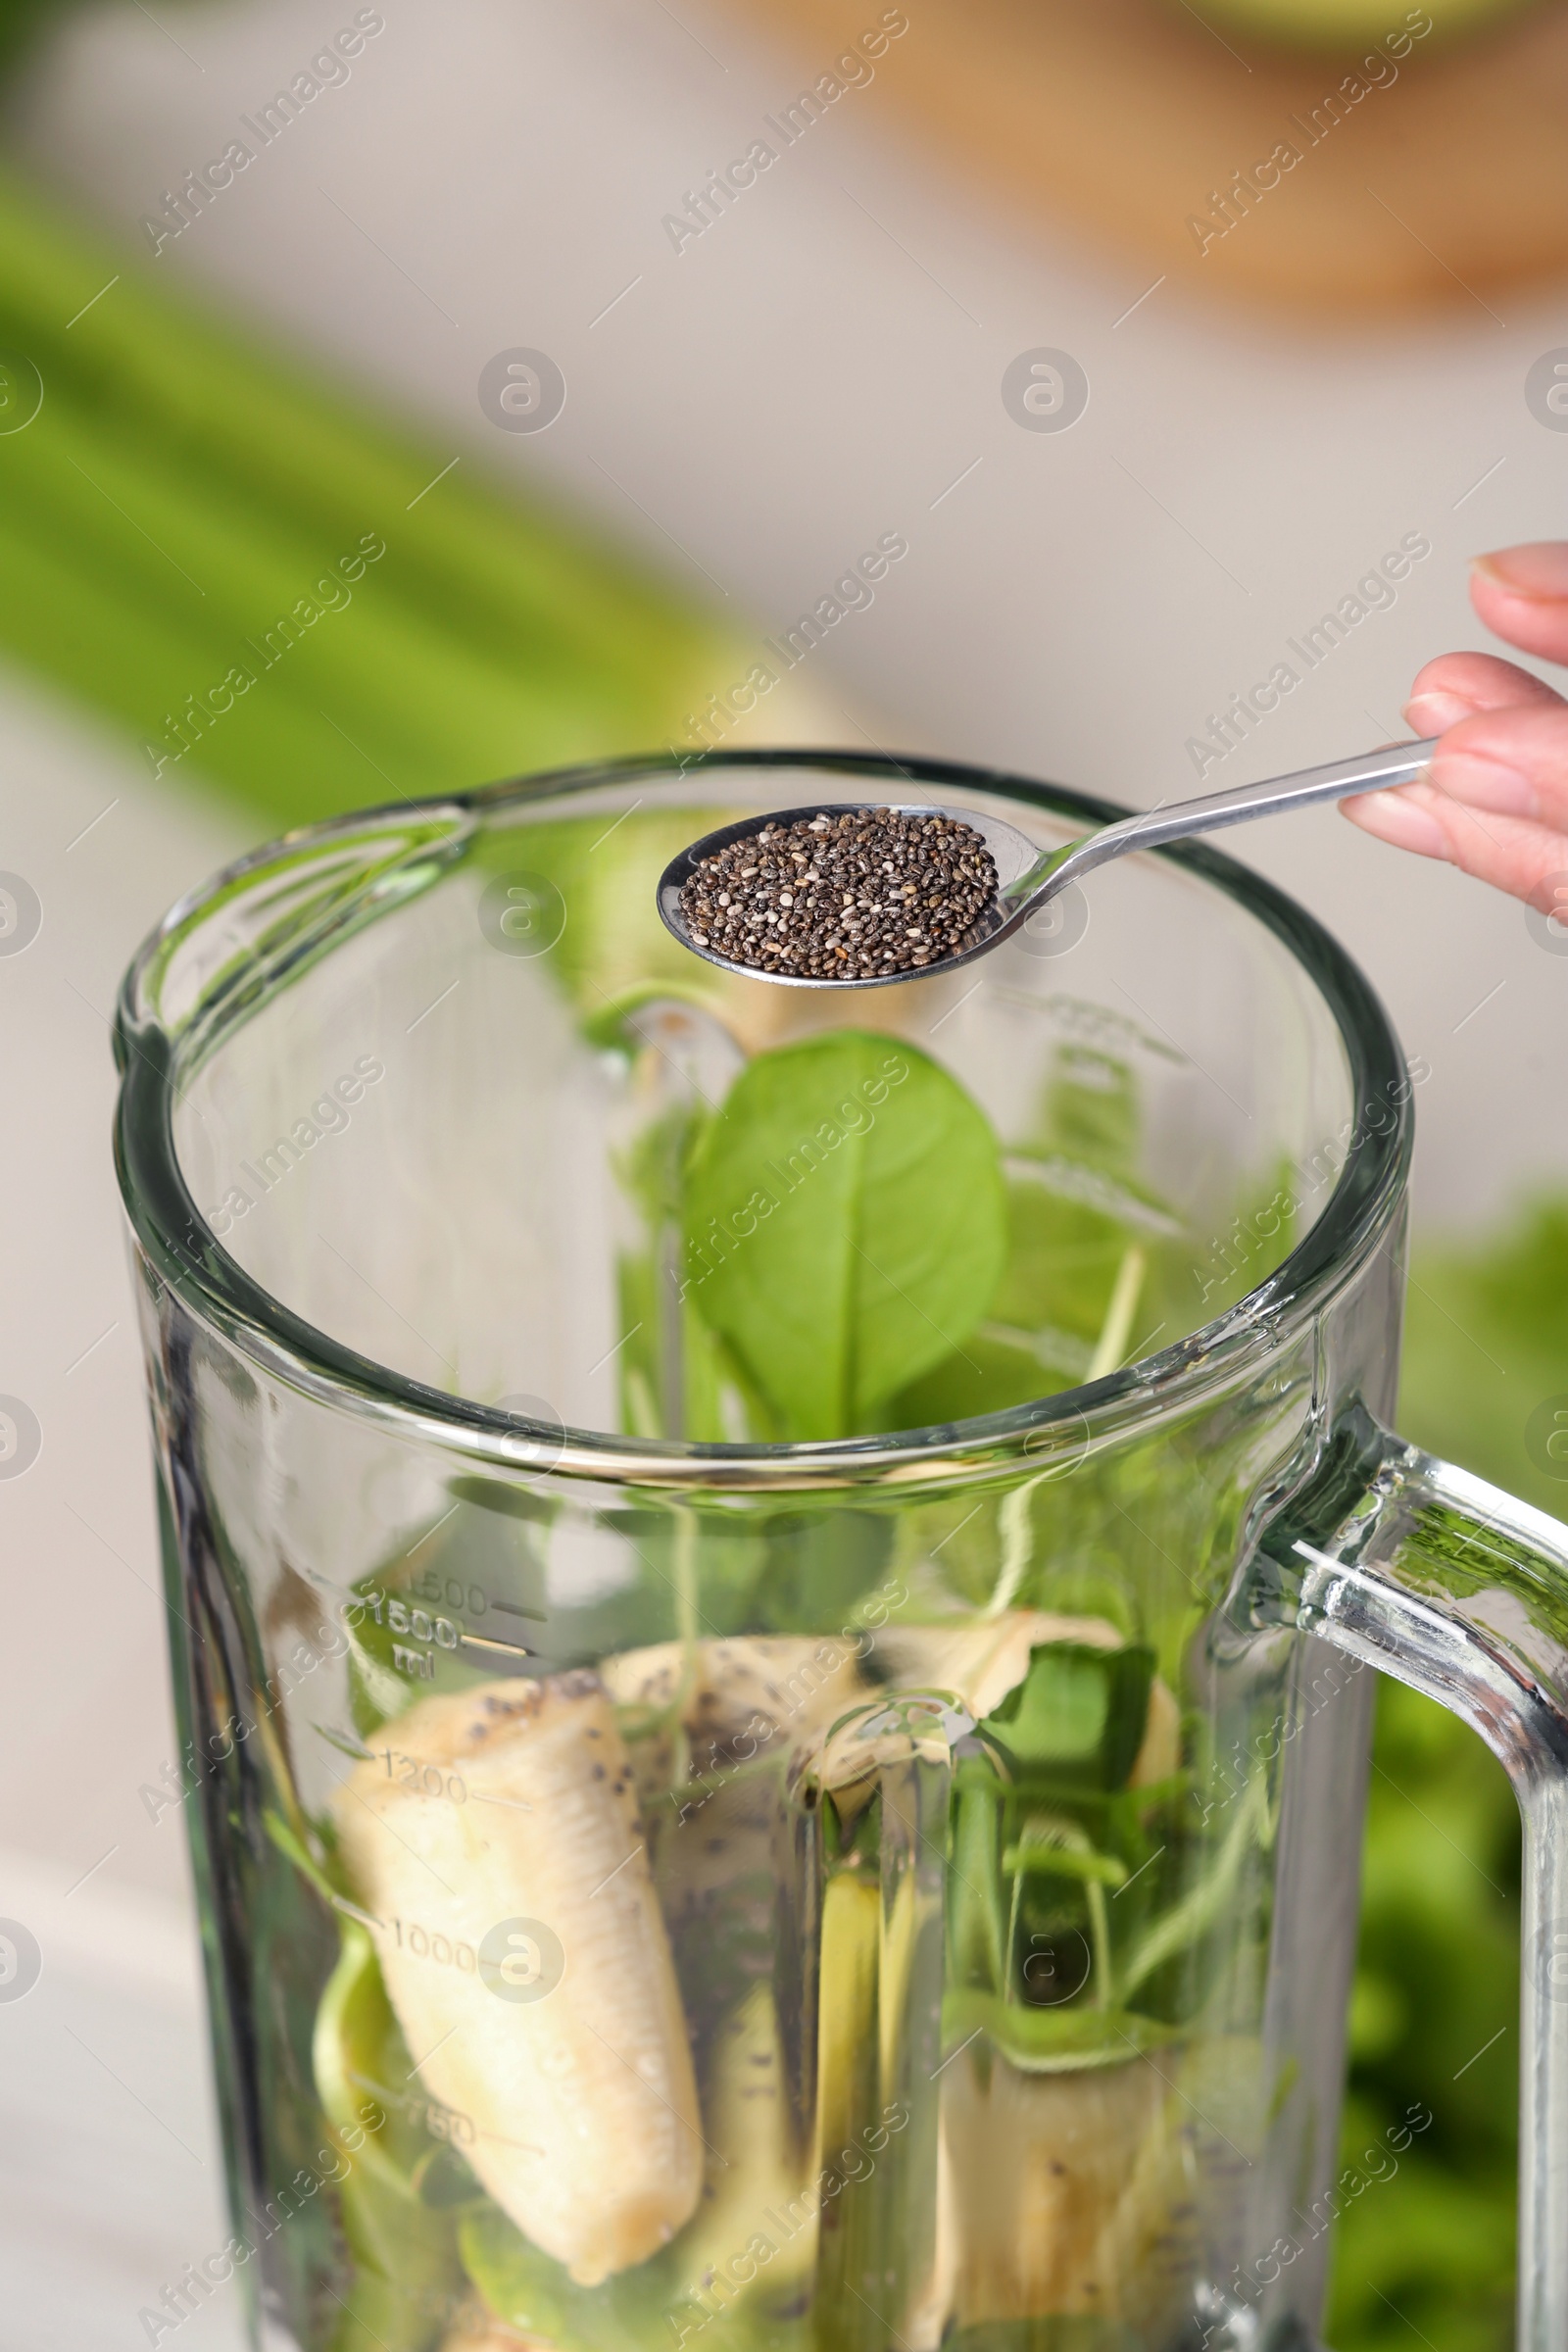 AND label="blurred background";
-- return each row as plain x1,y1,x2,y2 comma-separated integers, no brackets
0,0,1564,2340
